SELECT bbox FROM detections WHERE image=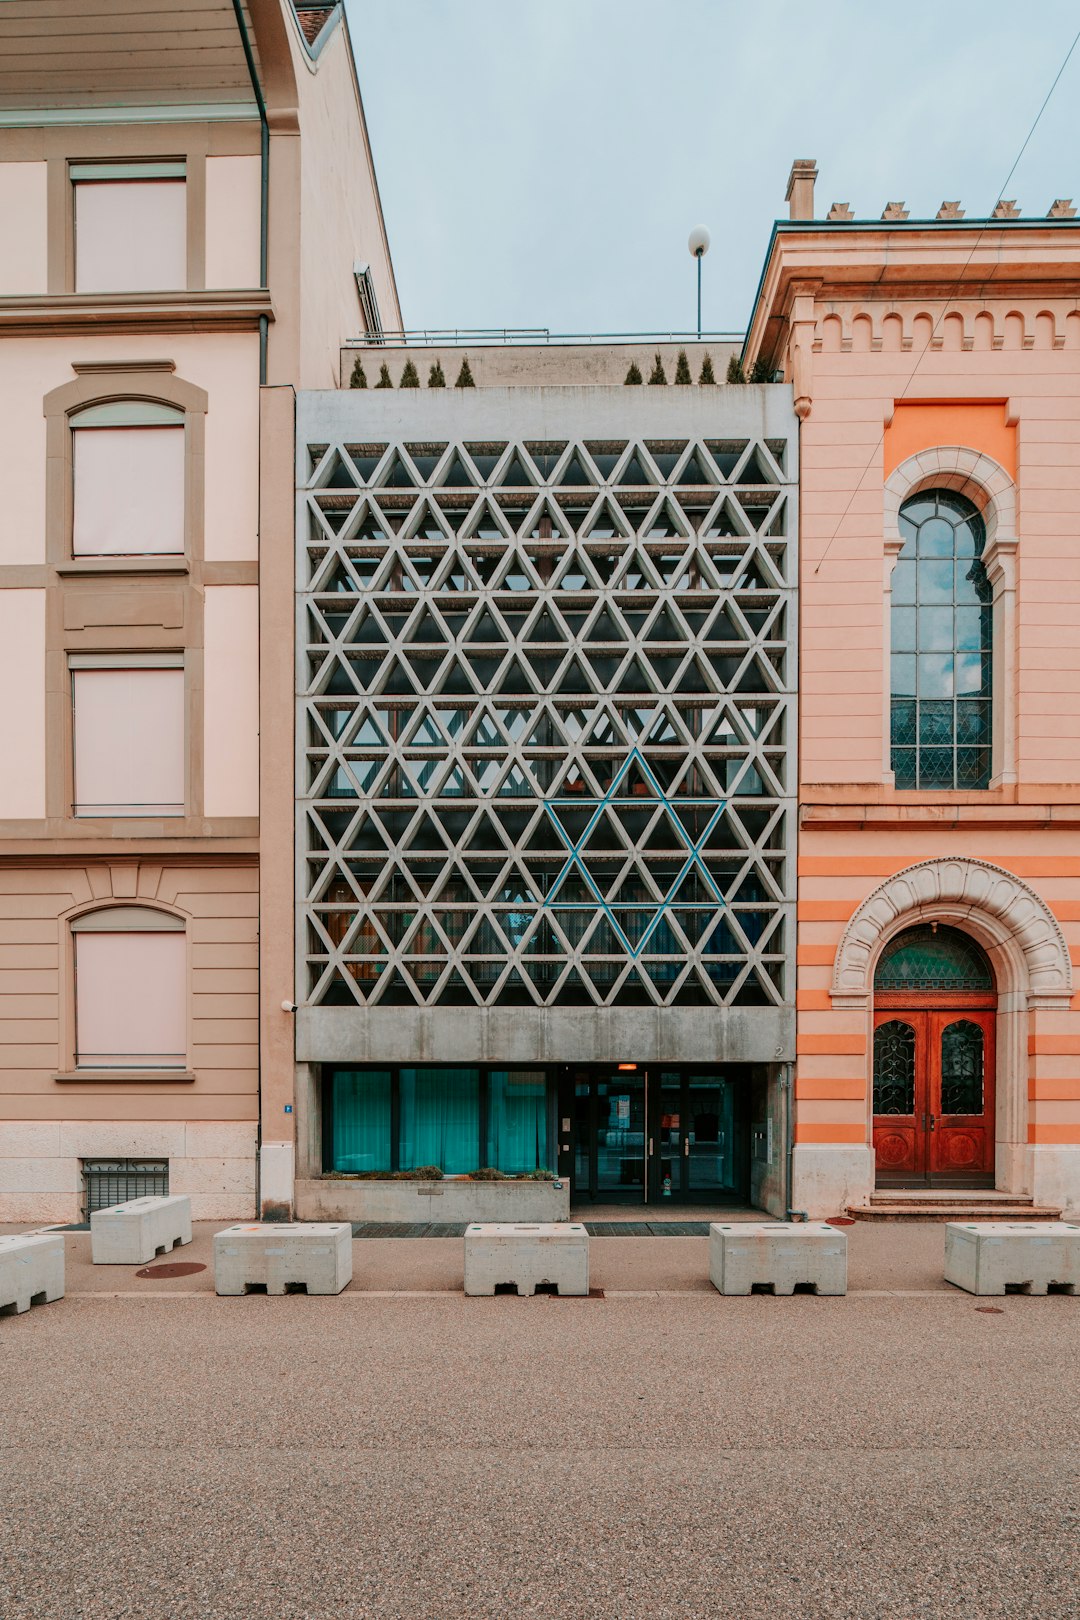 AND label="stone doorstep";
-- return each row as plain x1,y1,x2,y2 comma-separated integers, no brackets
849,1189,1063,1223
850,1202,1064,1222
